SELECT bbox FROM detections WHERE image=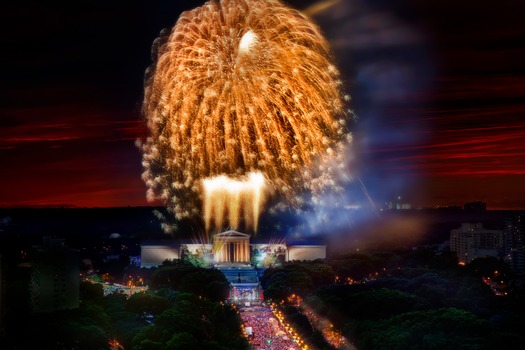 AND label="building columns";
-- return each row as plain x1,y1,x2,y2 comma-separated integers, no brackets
213,235,250,263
